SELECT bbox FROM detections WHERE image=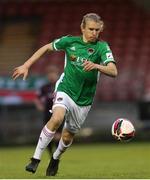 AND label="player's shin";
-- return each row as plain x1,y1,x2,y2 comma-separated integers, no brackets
33,125,55,160
53,138,73,160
